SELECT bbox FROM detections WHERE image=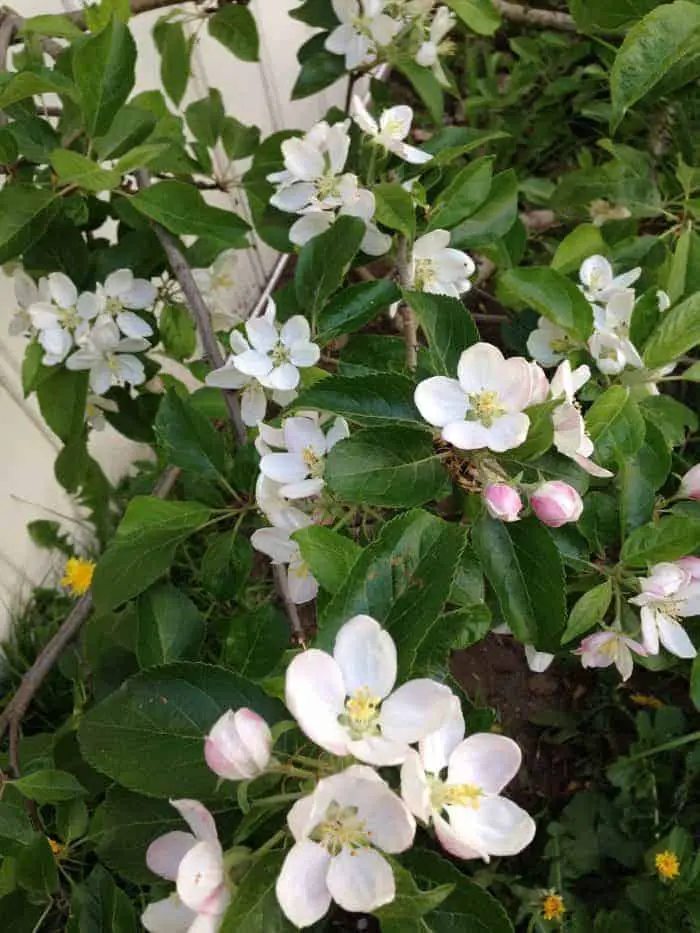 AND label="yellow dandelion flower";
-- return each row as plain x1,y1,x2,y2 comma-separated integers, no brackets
630,693,664,710
48,838,64,858
542,892,566,921
655,850,680,880
61,557,95,597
